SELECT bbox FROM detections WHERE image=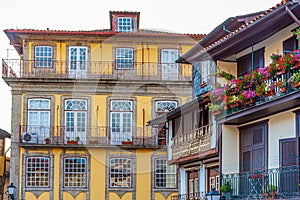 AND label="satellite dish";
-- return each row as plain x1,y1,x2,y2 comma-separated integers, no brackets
23,133,32,142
